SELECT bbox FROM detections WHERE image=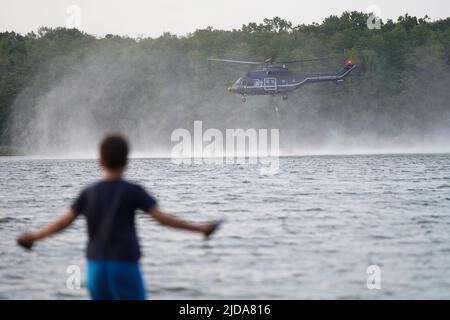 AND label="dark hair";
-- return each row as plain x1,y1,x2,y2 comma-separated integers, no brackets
100,135,129,170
